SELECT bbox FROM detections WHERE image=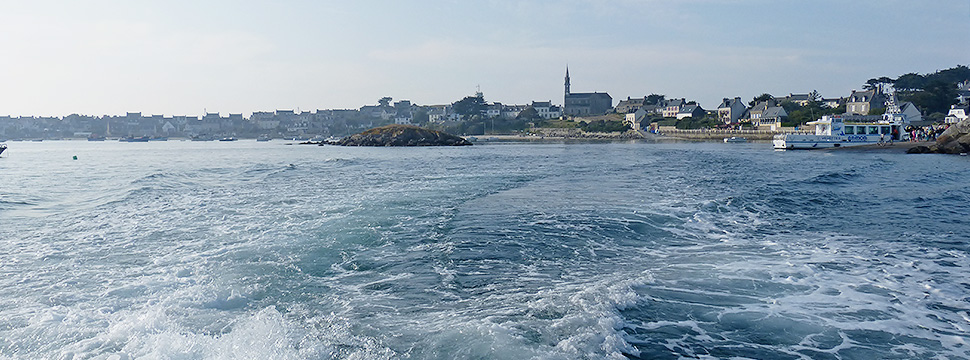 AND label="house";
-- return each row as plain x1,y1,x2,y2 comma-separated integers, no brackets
945,104,969,124
676,104,705,119
717,97,747,124
532,101,562,119
615,97,646,113
661,98,686,118
563,68,613,116
957,80,970,105
897,102,923,124
393,100,413,125
846,89,886,115
251,111,279,130
781,93,812,106
502,104,528,119
753,107,789,130
625,108,649,131
746,99,778,121
424,105,451,123
821,97,845,109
